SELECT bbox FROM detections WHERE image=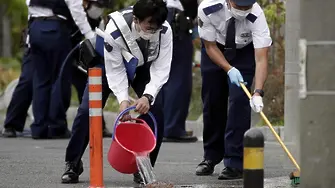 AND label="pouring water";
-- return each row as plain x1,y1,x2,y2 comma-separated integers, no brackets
135,155,157,185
